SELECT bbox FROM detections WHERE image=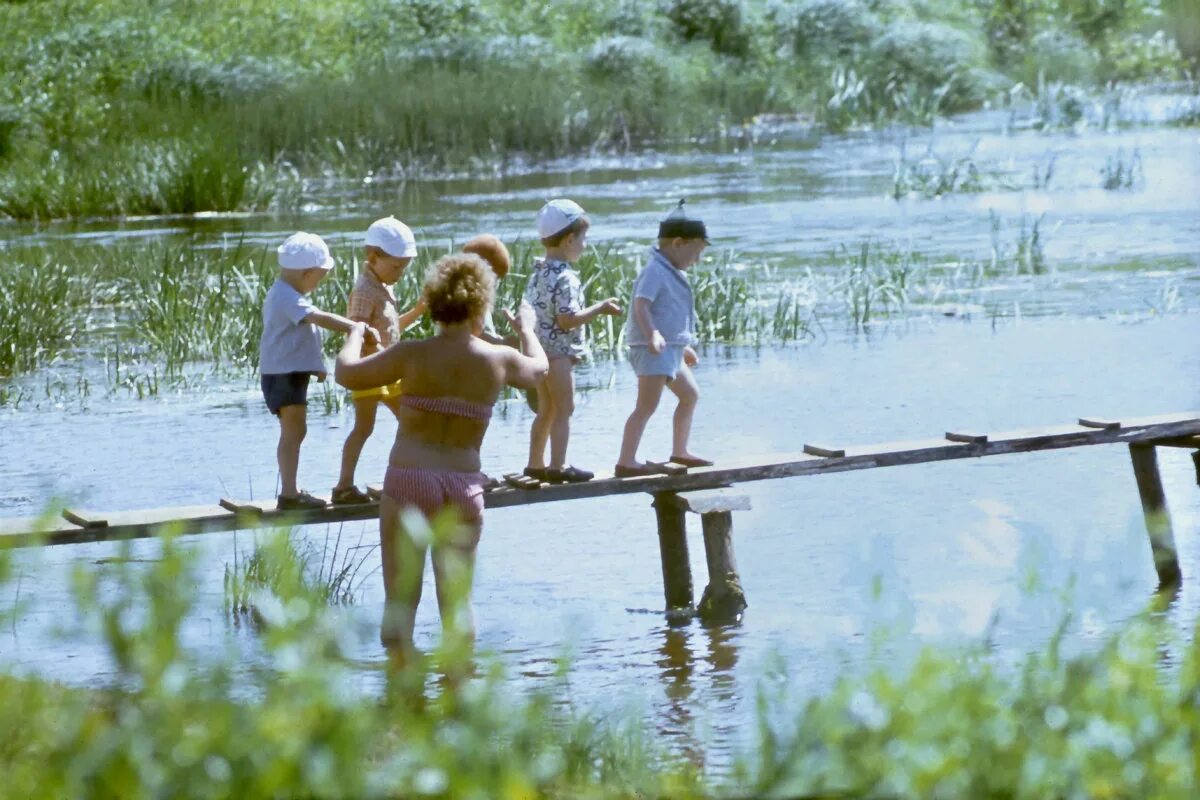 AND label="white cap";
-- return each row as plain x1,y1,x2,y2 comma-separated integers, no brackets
365,216,417,258
536,198,586,239
277,232,334,271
